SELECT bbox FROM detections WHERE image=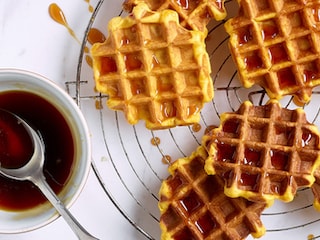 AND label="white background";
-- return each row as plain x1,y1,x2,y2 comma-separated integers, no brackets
0,0,134,239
